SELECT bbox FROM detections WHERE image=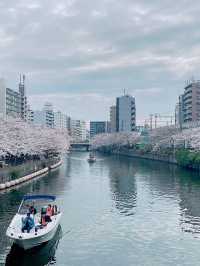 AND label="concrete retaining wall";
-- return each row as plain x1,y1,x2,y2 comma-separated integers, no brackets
112,149,177,164
49,160,62,170
0,160,62,191
104,149,200,172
